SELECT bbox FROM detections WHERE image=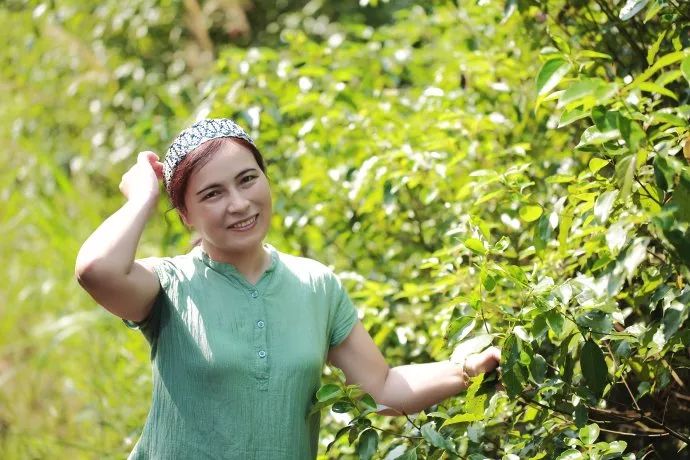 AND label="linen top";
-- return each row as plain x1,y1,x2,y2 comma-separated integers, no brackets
125,245,359,459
